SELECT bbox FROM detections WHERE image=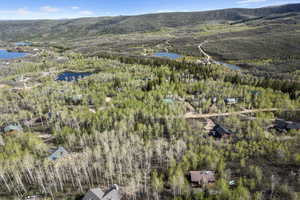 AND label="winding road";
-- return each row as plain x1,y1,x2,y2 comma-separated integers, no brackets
198,40,215,64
